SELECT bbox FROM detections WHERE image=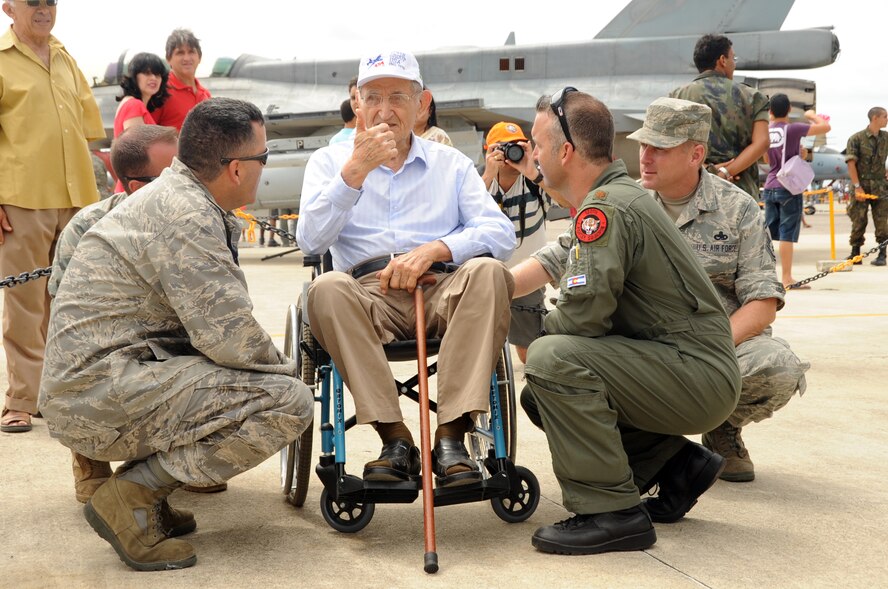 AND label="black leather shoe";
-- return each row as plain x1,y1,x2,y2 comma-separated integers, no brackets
432,438,482,488
532,505,656,555
363,439,420,482
643,442,725,523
